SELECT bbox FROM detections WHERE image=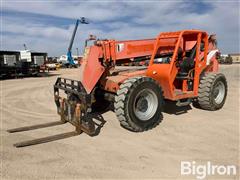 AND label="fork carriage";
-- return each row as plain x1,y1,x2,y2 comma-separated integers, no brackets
54,77,95,135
